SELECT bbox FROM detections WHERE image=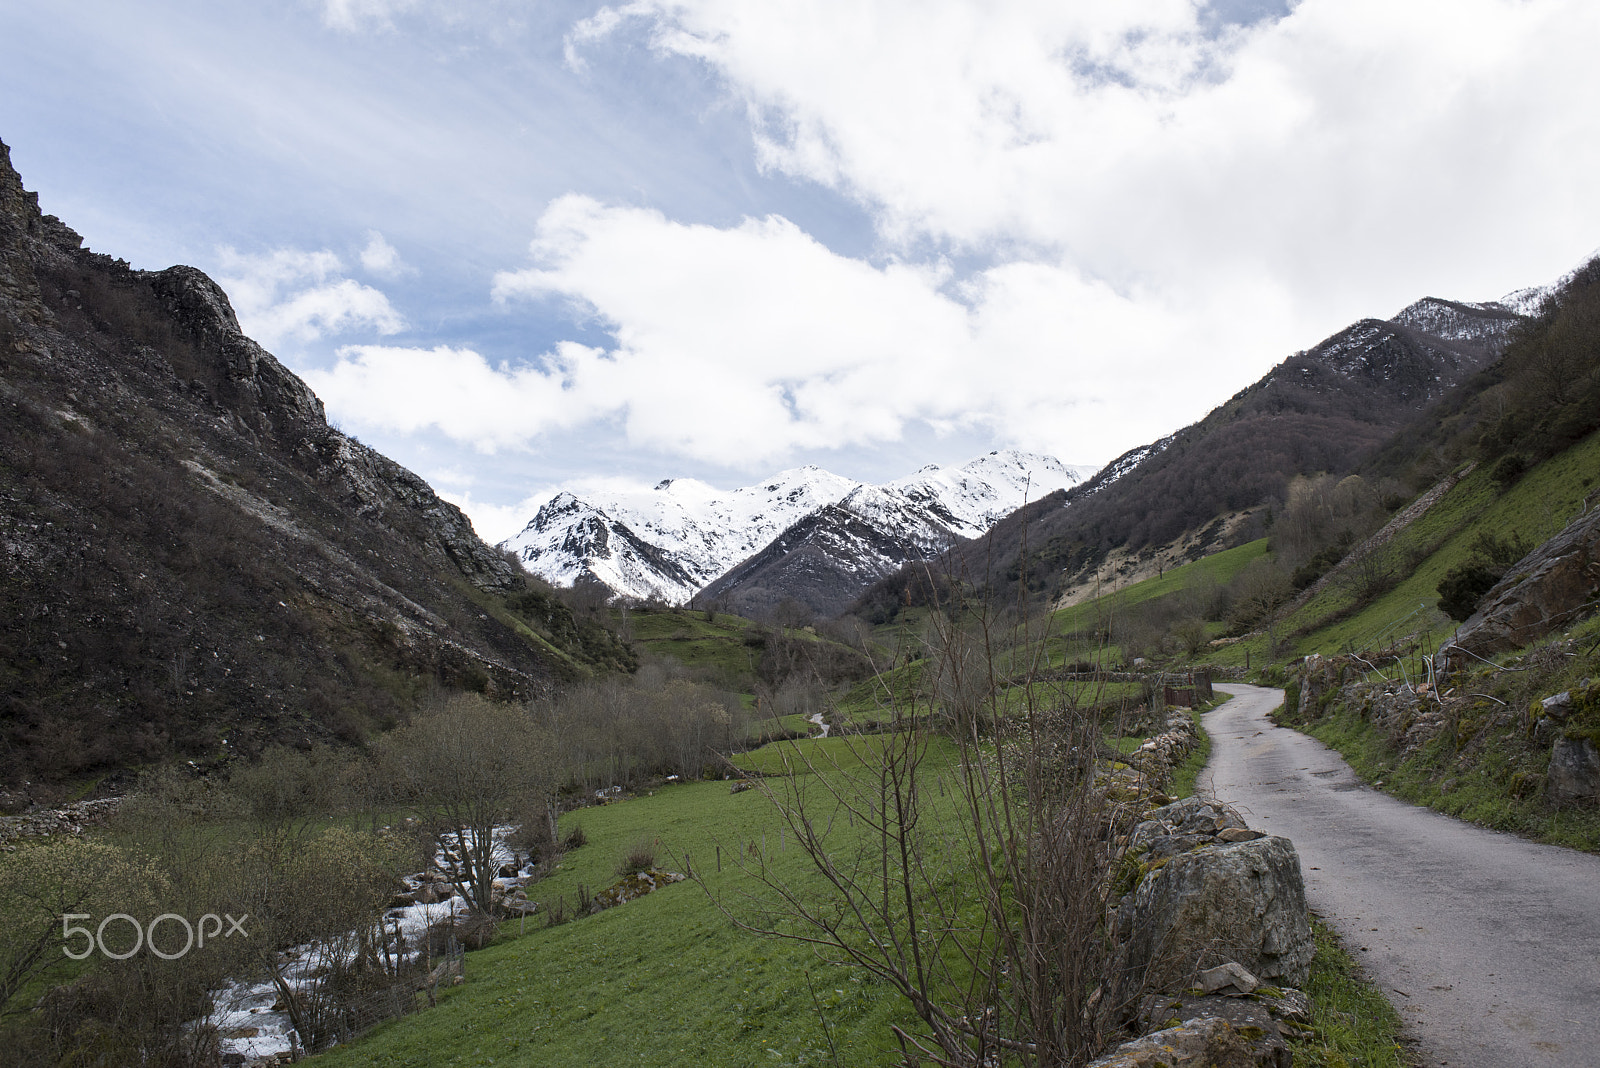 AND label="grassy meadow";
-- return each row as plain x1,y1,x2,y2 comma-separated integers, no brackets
312,737,961,1067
